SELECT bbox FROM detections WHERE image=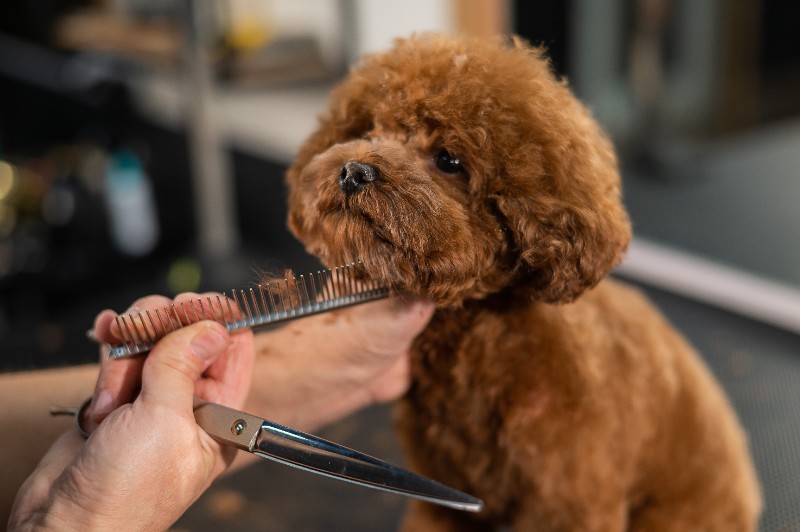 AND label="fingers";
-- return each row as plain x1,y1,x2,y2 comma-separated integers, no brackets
86,293,238,429
140,321,232,410
351,294,435,328
364,352,411,403
172,292,244,324
93,293,239,356
84,352,144,431
85,296,173,430
194,329,254,407
92,295,173,345
344,295,435,356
